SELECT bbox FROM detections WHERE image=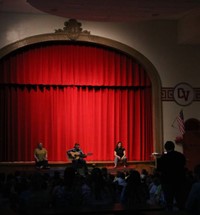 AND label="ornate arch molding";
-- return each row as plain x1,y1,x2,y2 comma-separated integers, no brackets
0,19,163,153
